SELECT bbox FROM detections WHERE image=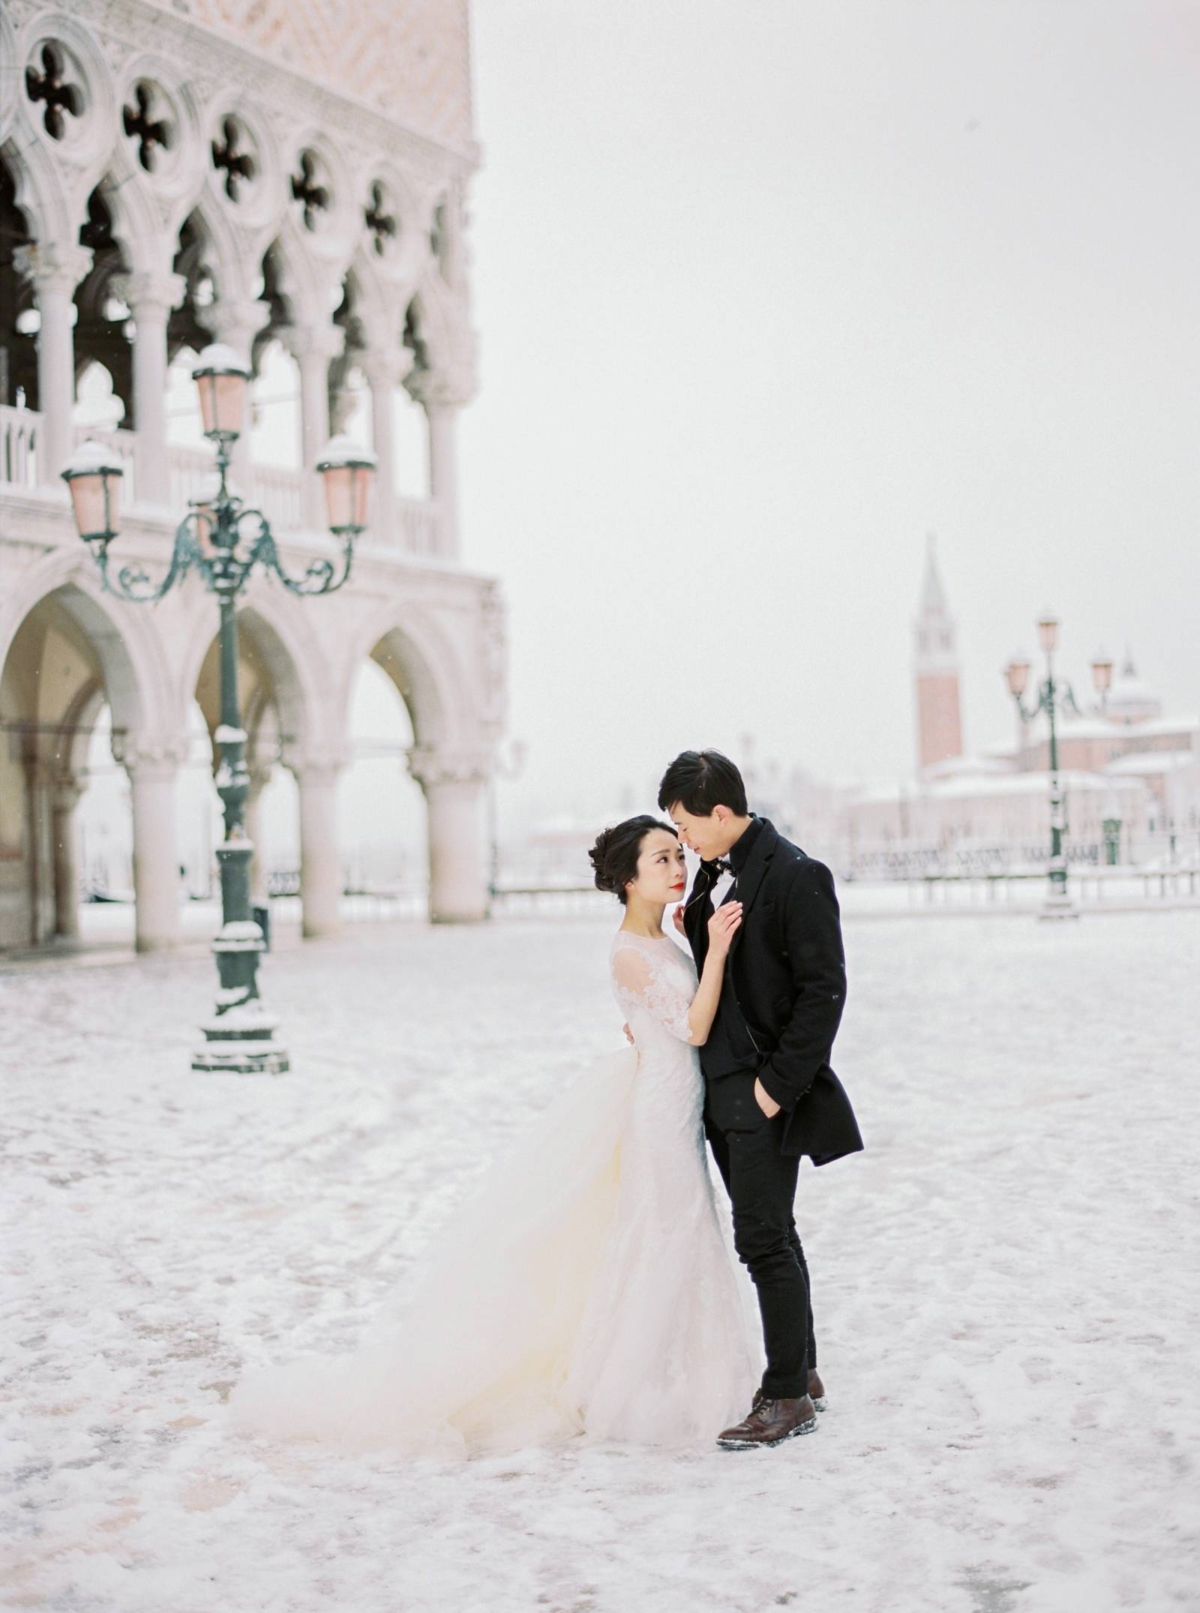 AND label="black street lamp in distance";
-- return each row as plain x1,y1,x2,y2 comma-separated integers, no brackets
62,345,376,1072
1004,613,1114,922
